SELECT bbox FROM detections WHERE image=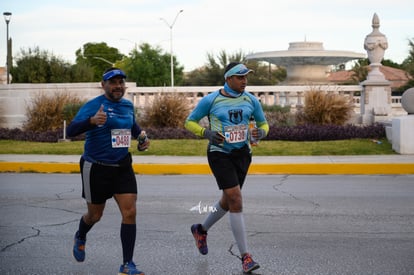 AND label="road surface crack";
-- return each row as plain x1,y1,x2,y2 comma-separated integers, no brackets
1,226,40,252
273,175,320,211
